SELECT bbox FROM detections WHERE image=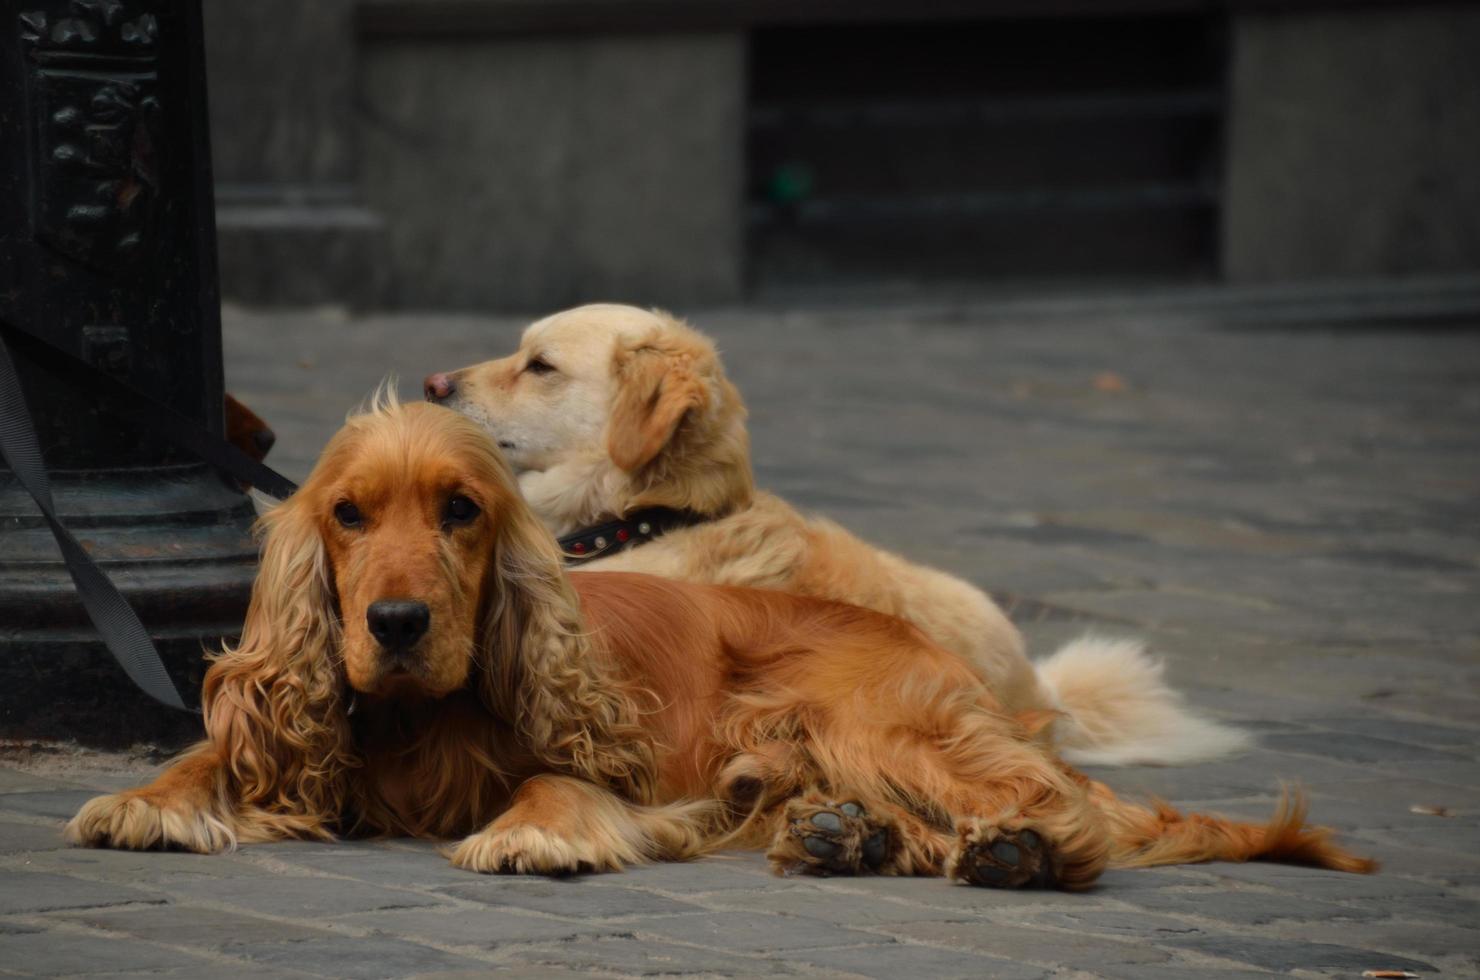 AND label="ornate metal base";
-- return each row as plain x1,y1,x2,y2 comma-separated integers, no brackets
0,464,256,747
